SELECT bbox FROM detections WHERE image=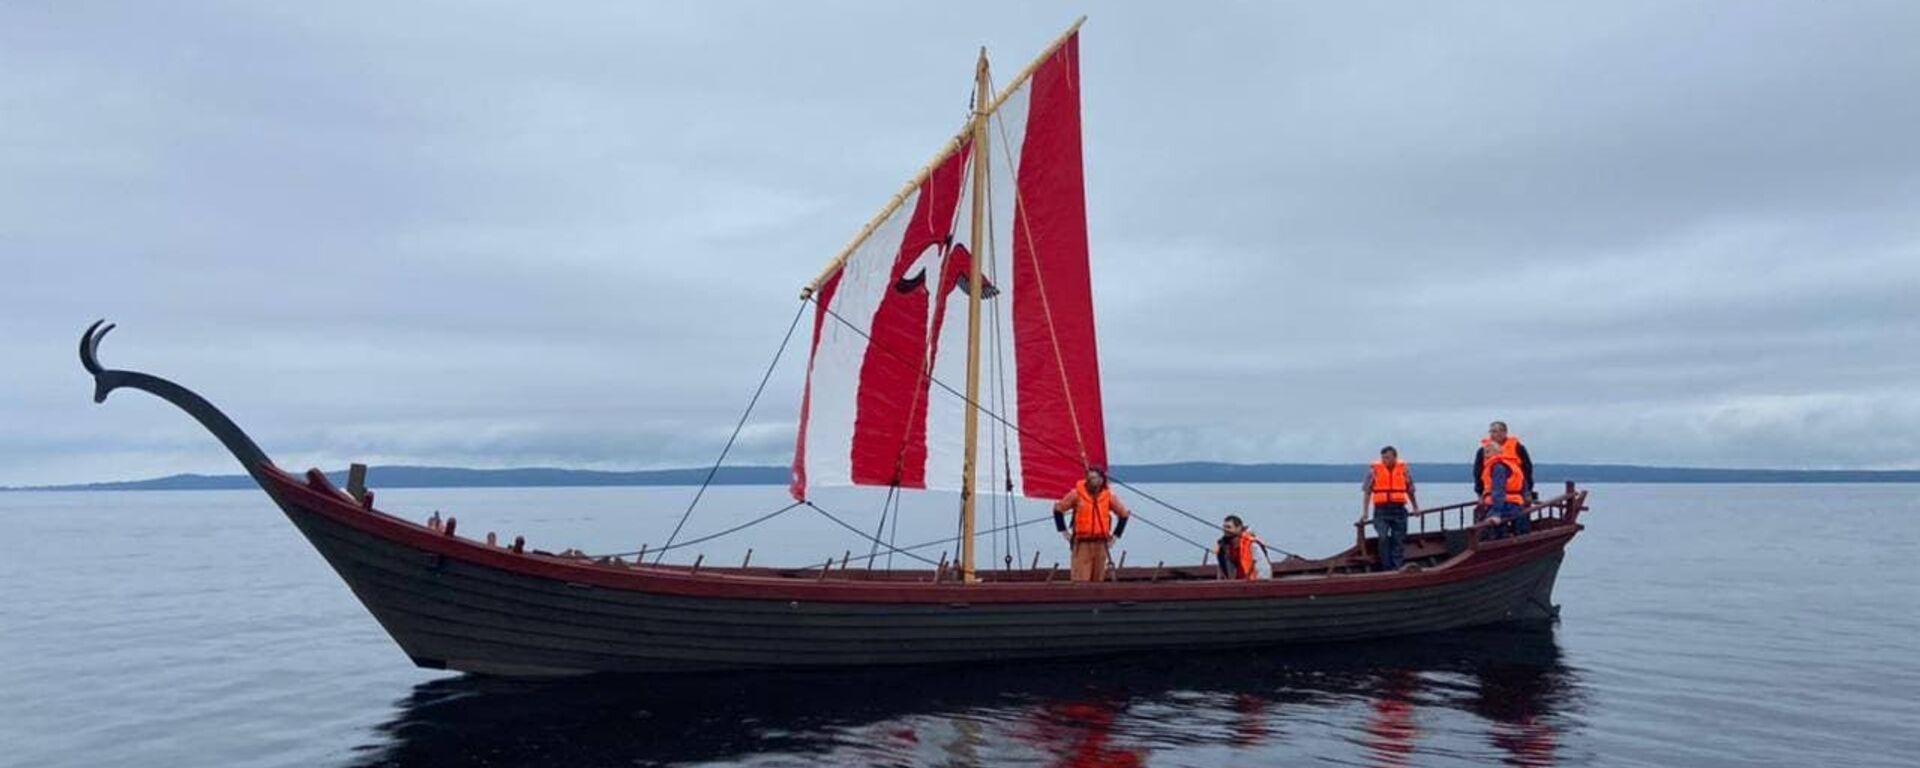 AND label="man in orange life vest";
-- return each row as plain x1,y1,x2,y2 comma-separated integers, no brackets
1472,421,1535,538
1360,446,1420,571
1052,466,1130,582
1216,514,1266,580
